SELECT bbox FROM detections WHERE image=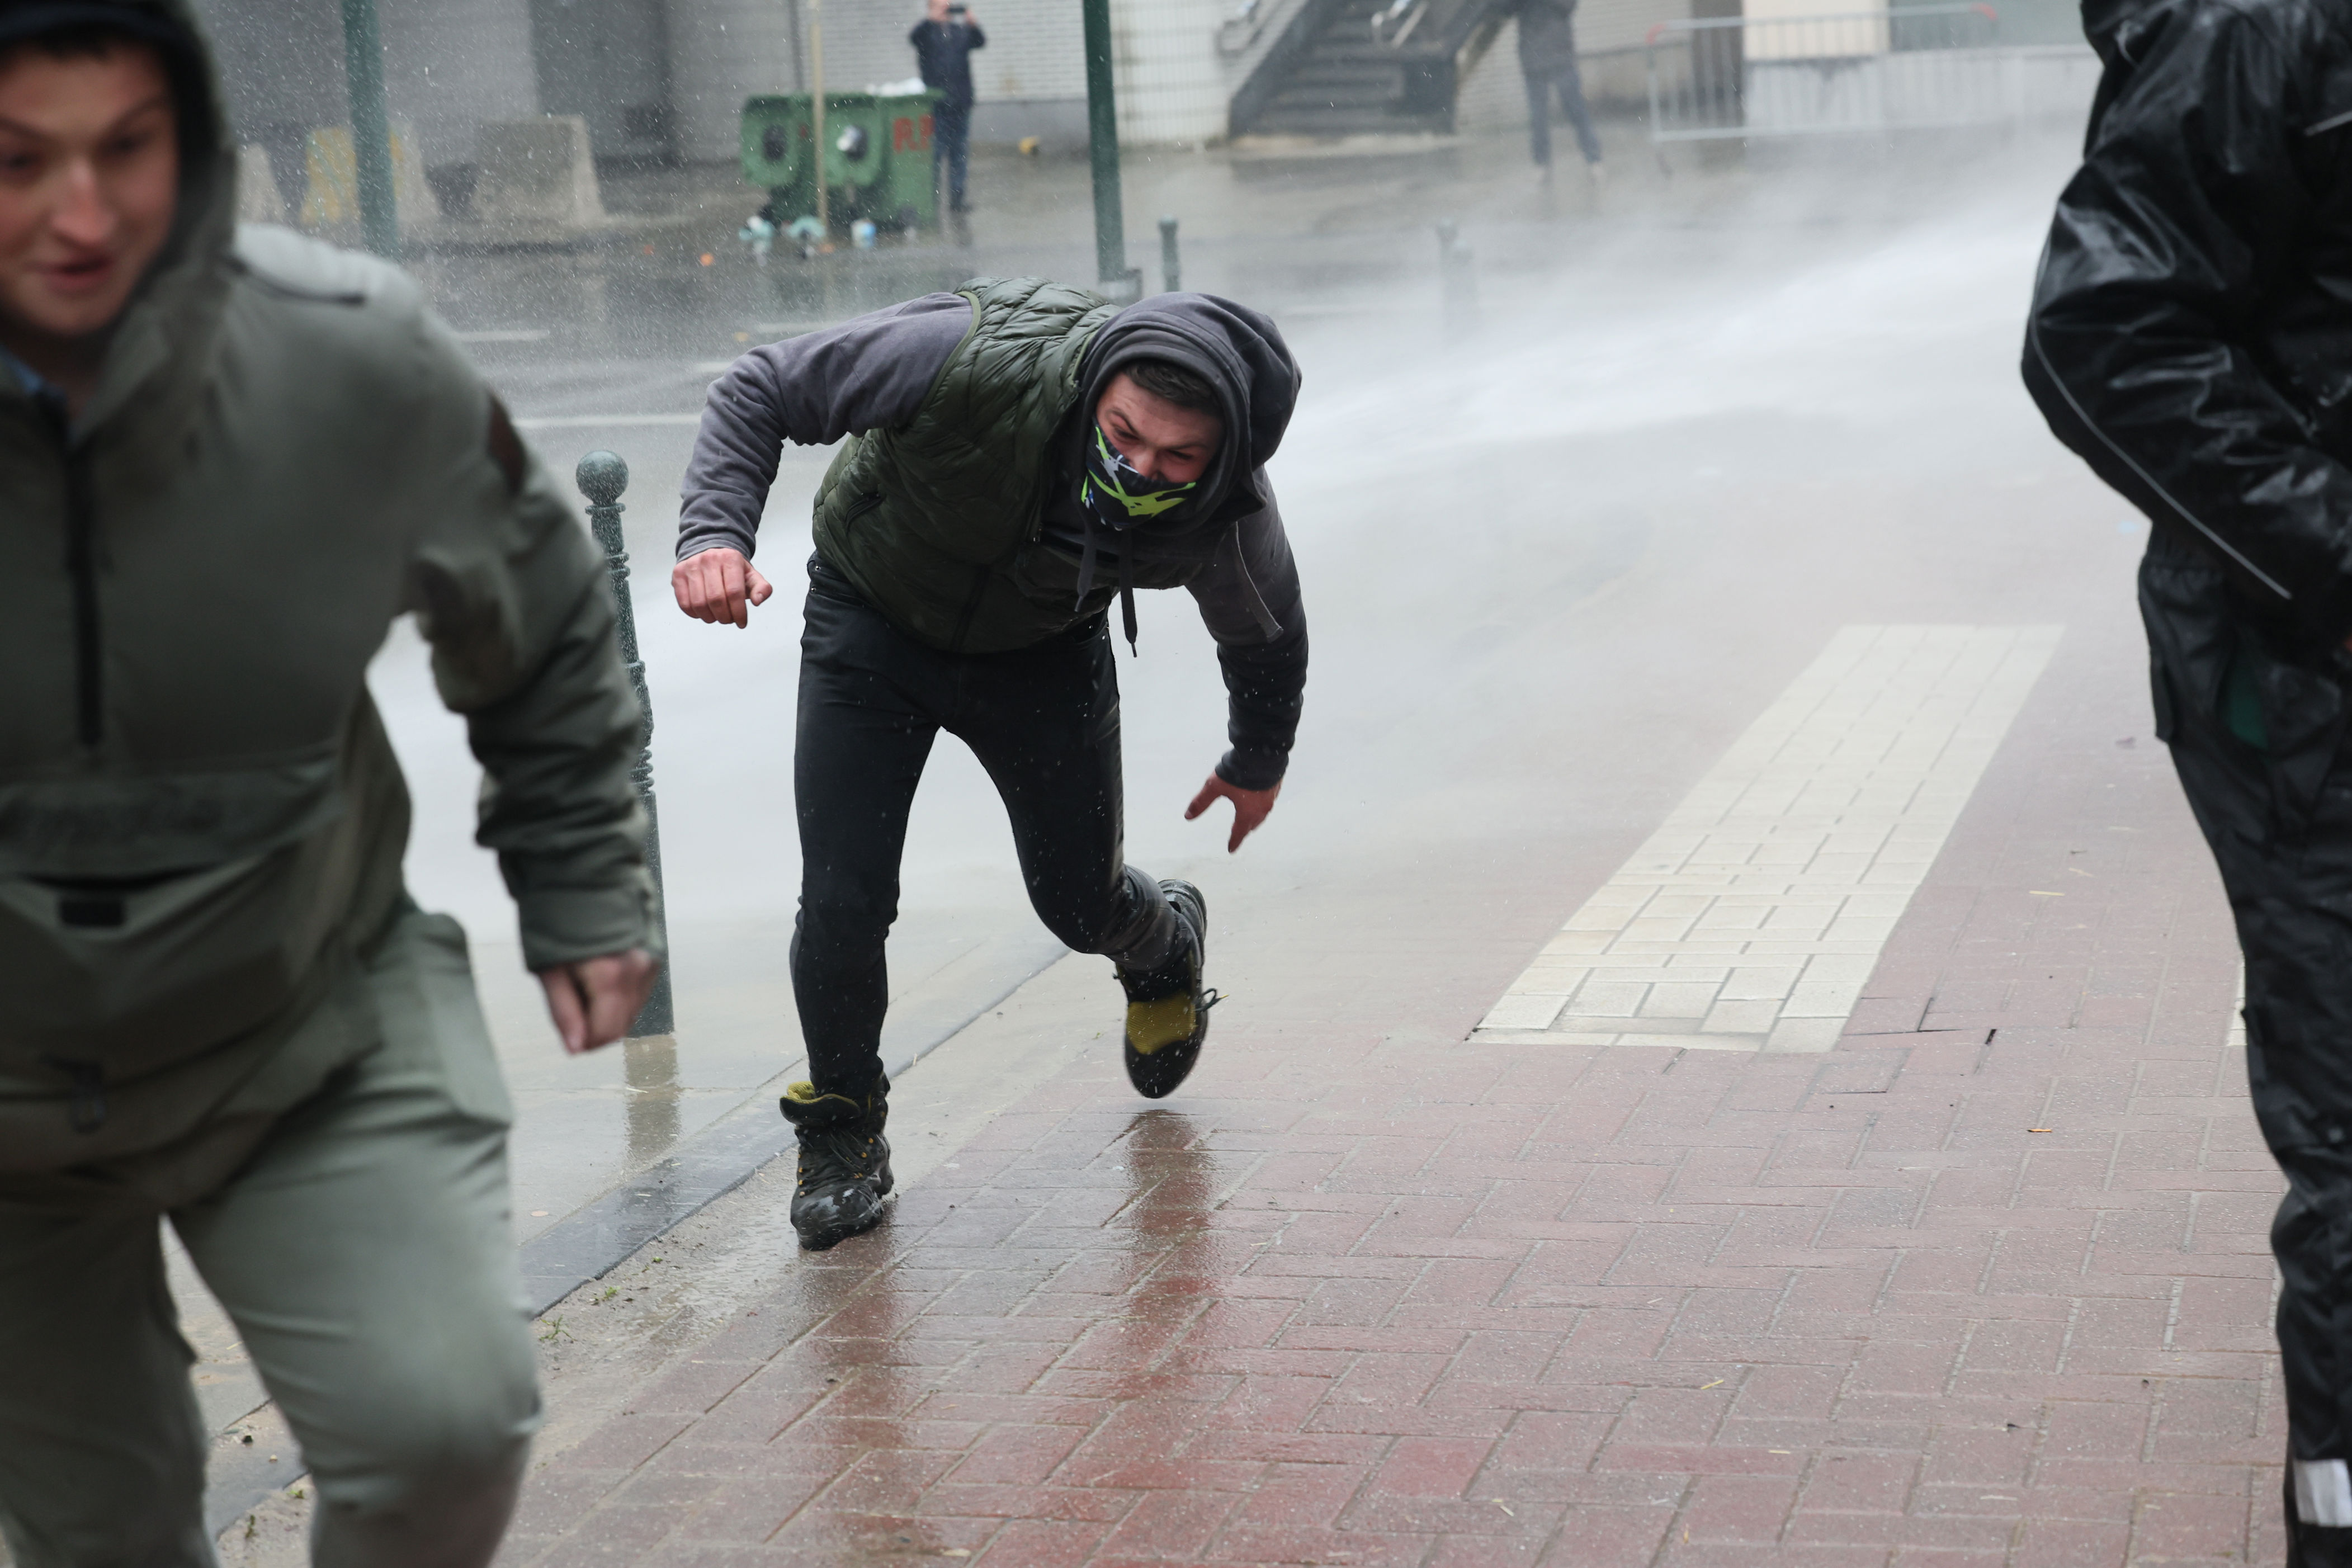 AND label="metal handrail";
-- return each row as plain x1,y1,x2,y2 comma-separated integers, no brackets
1217,0,1267,56
1644,1,1995,38
1643,1,2008,145
1371,0,1428,46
